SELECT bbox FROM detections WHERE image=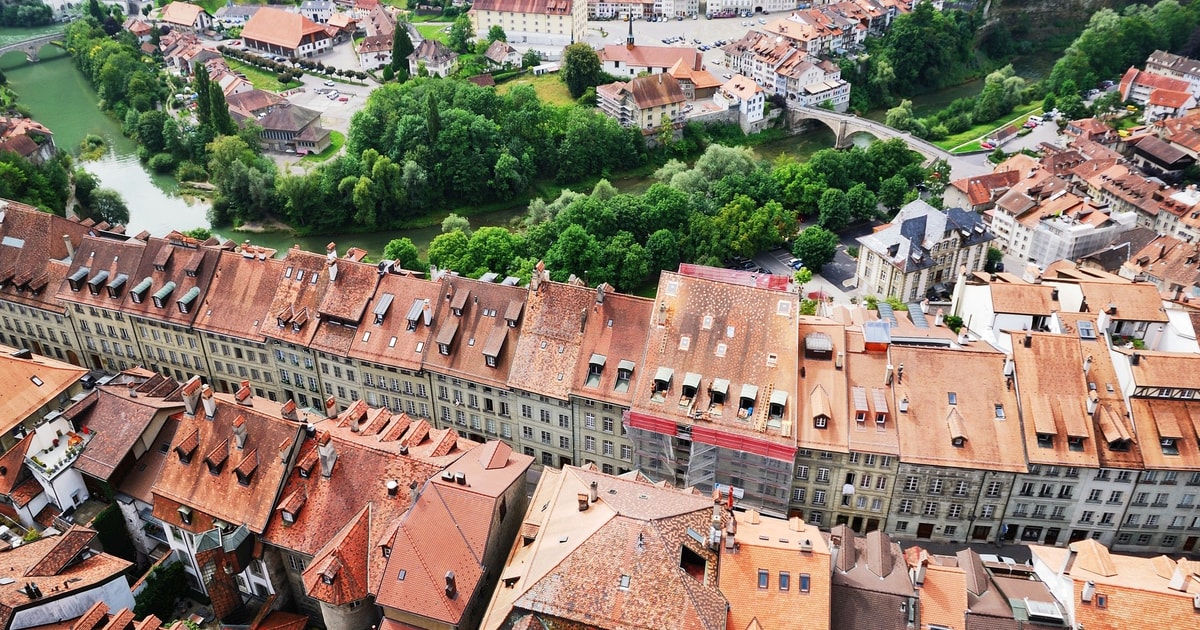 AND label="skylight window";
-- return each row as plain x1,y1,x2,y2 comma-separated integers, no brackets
948,392,958,405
